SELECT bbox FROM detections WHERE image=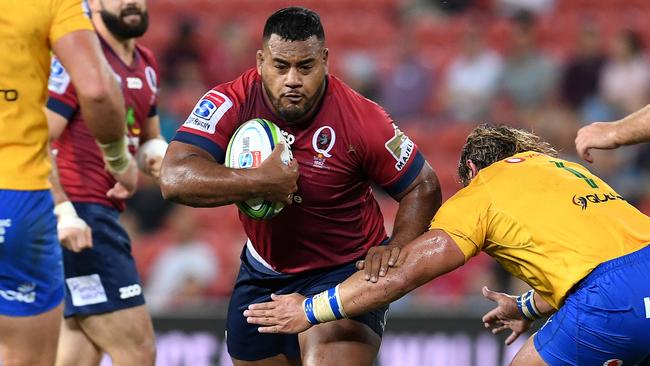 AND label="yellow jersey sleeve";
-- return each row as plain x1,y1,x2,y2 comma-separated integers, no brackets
429,180,491,262
50,0,94,45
